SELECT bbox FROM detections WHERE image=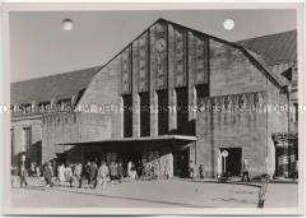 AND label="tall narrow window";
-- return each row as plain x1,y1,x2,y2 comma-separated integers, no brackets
140,92,150,137
23,127,31,157
157,90,169,135
176,87,189,135
122,94,133,137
